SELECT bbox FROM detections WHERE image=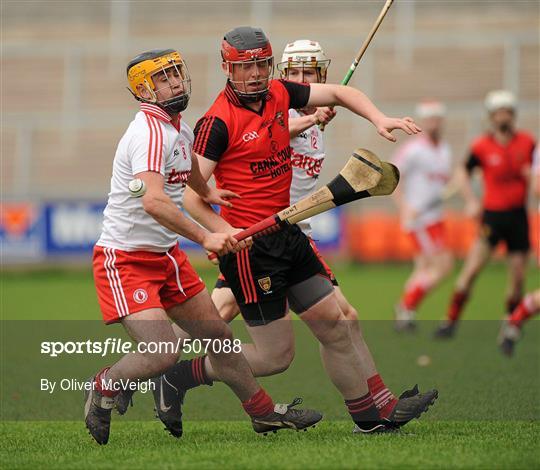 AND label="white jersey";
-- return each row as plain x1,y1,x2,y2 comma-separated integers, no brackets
393,135,452,231
97,103,193,252
289,108,326,237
